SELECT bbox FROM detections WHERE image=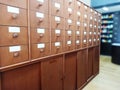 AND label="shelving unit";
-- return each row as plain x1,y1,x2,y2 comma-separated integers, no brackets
101,13,114,55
